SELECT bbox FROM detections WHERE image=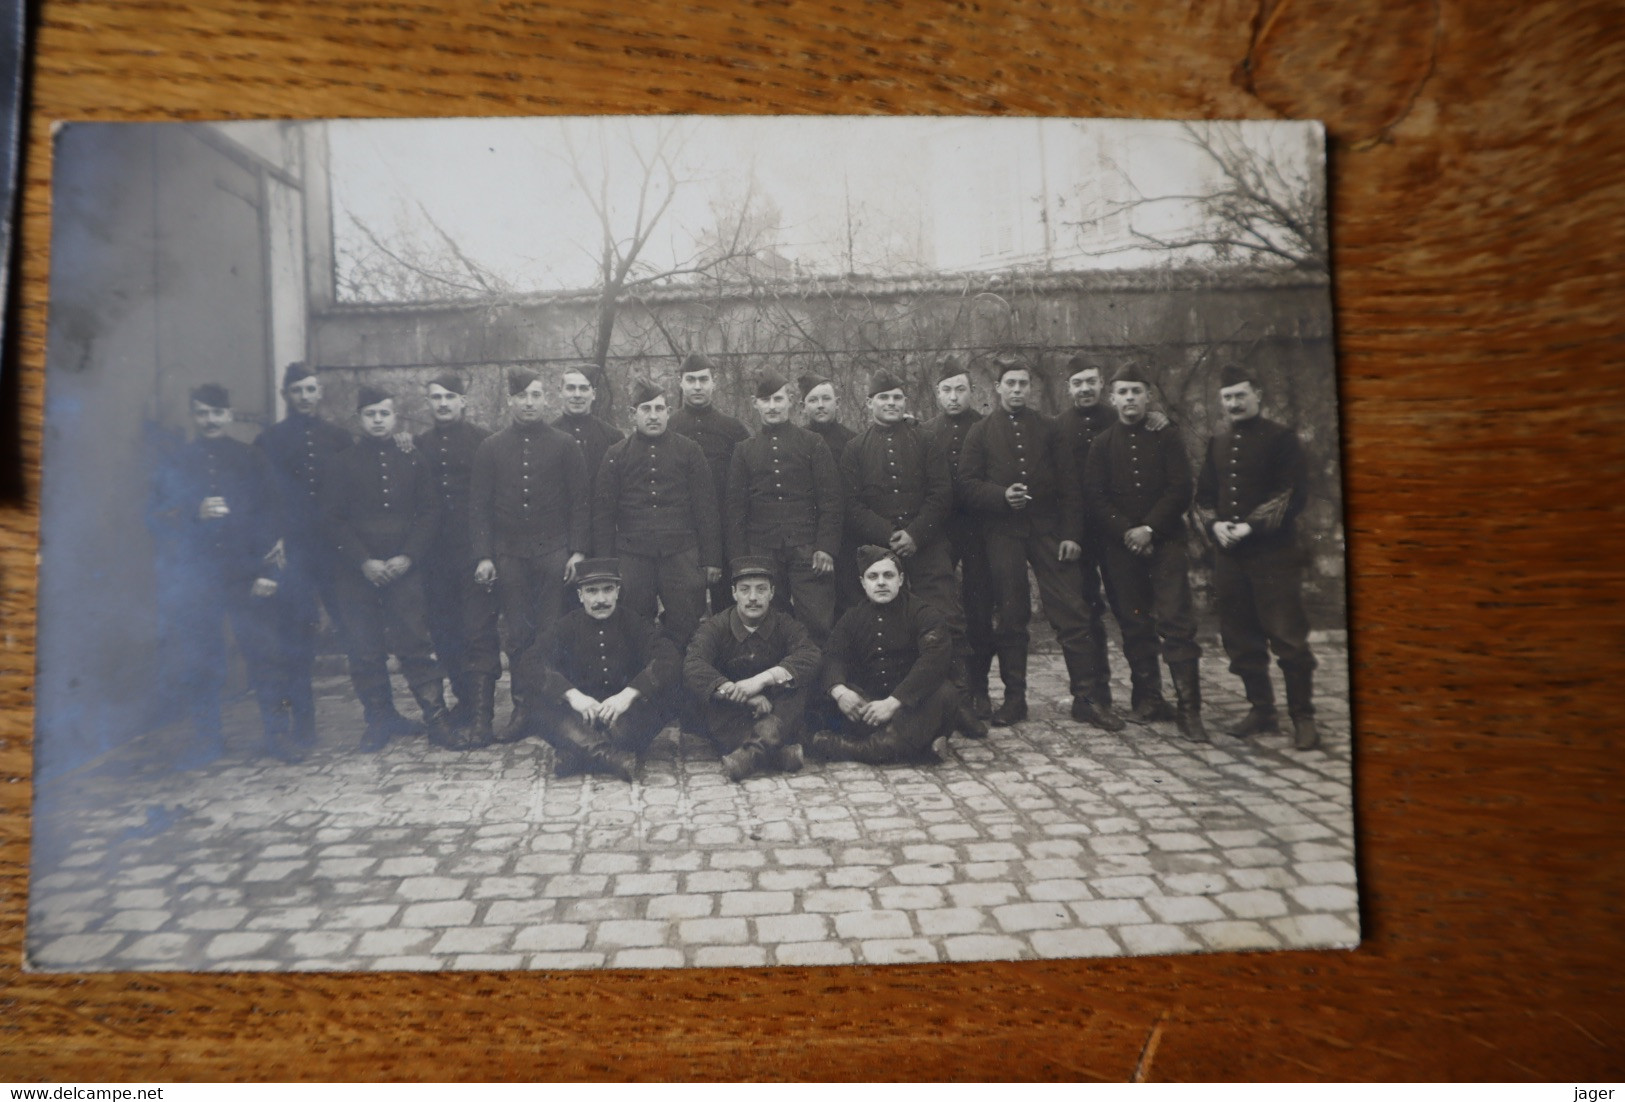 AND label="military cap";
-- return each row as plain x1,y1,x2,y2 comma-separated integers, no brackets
629,378,665,407
992,352,1034,382
281,361,315,389
1108,361,1151,387
427,371,467,395
754,372,791,400
798,372,833,398
507,367,542,395
356,384,394,411
730,555,776,582
935,353,970,384
679,352,717,377
1218,363,1257,389
1065,353,1105,380
189,383,231,410
573,557,621,586
868,369,907,397
855,544,903,576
